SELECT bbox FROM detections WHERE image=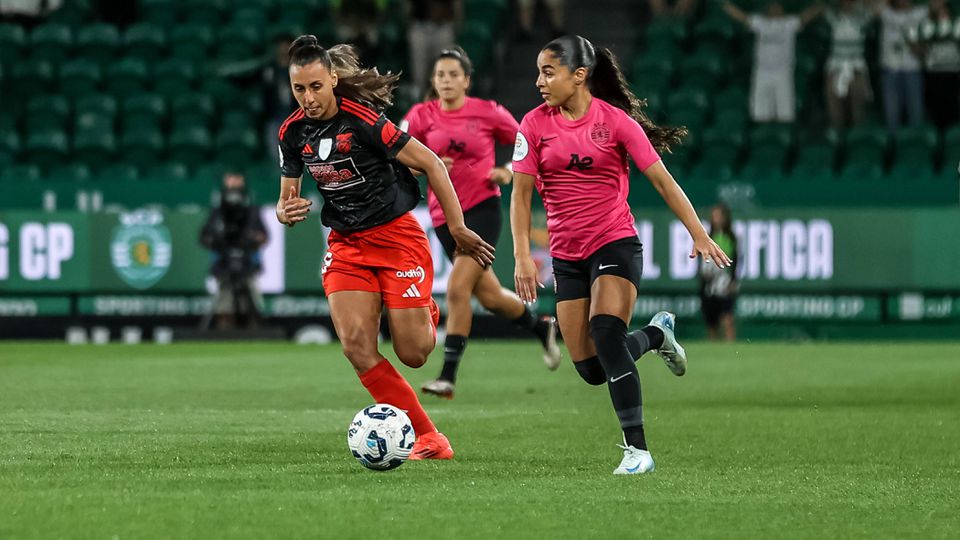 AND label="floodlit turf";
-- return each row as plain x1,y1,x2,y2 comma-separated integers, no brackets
1,341,958,539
